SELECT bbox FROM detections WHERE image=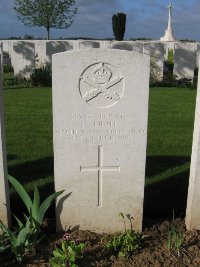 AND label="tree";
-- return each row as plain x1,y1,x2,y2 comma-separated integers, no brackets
14,0,77,39
112,13,126,41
